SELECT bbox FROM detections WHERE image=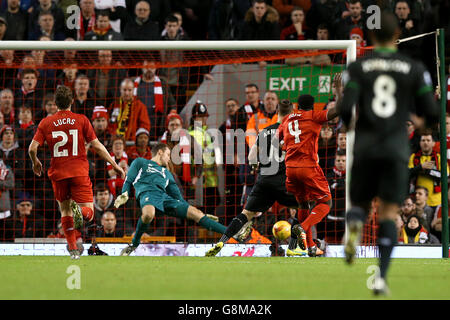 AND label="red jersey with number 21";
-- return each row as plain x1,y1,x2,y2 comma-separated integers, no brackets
32,110,97,181
278,109,329,168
